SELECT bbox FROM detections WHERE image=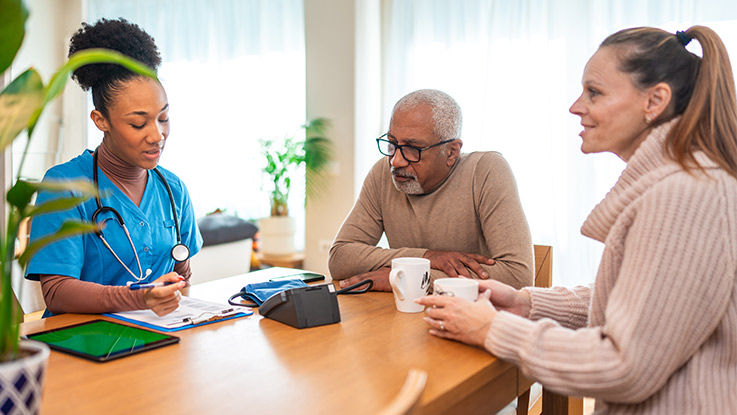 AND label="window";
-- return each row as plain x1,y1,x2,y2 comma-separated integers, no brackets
381,0,737,286
87,0,307,248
